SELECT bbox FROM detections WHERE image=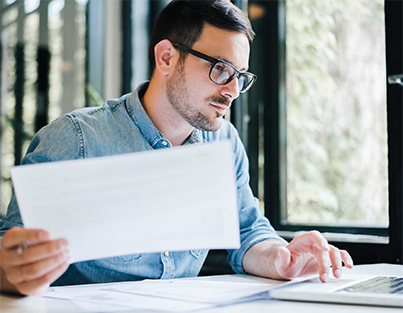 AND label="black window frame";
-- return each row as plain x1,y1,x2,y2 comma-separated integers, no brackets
248,0,402,264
